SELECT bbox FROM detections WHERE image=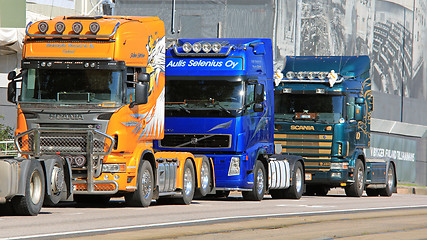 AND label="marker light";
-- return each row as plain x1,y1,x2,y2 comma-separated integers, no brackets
38,22,49,34
297,71,306,80
202,42,212,53
212,42,222,53
307,72,316,80
283,88,292,93
193,42,202,53
182,42,192,53
318,72,327,80
72,22,83,34
286,71,295,79
89,22,100,34
55,22,65,34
